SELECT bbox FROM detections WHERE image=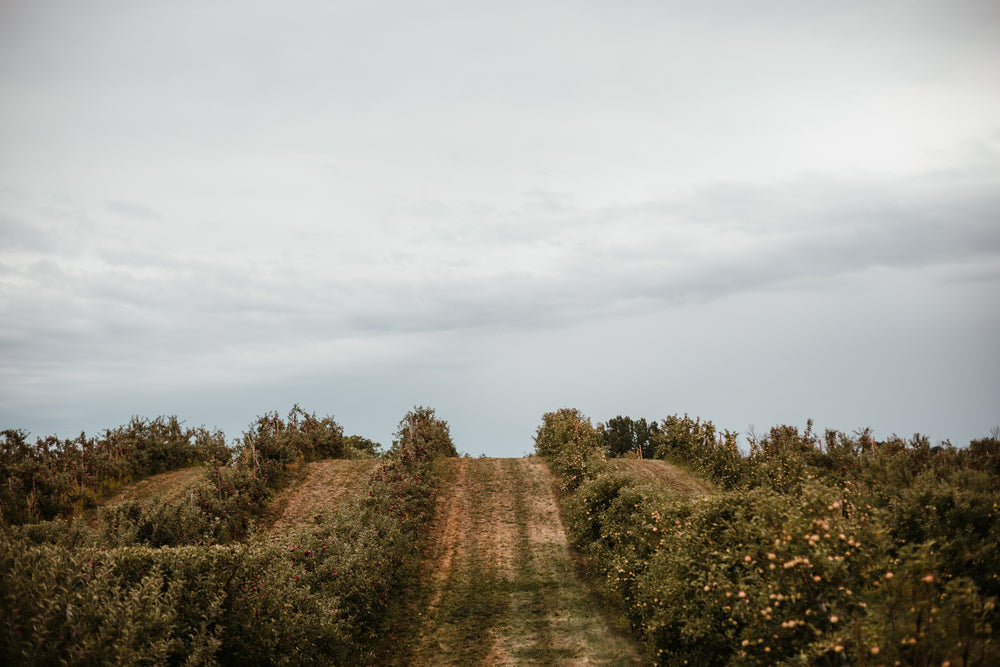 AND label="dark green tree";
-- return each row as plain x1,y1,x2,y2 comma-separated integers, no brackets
601,416,659,458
